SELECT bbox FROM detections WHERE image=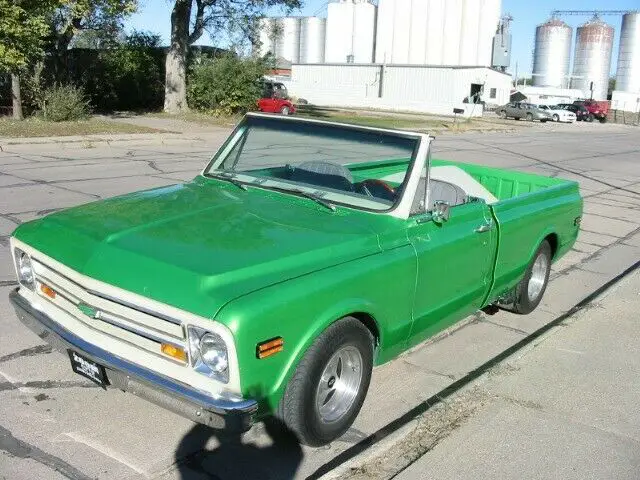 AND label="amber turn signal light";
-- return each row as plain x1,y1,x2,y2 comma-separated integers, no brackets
257,337,284,359
40,283,56,299
161,343,187,363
